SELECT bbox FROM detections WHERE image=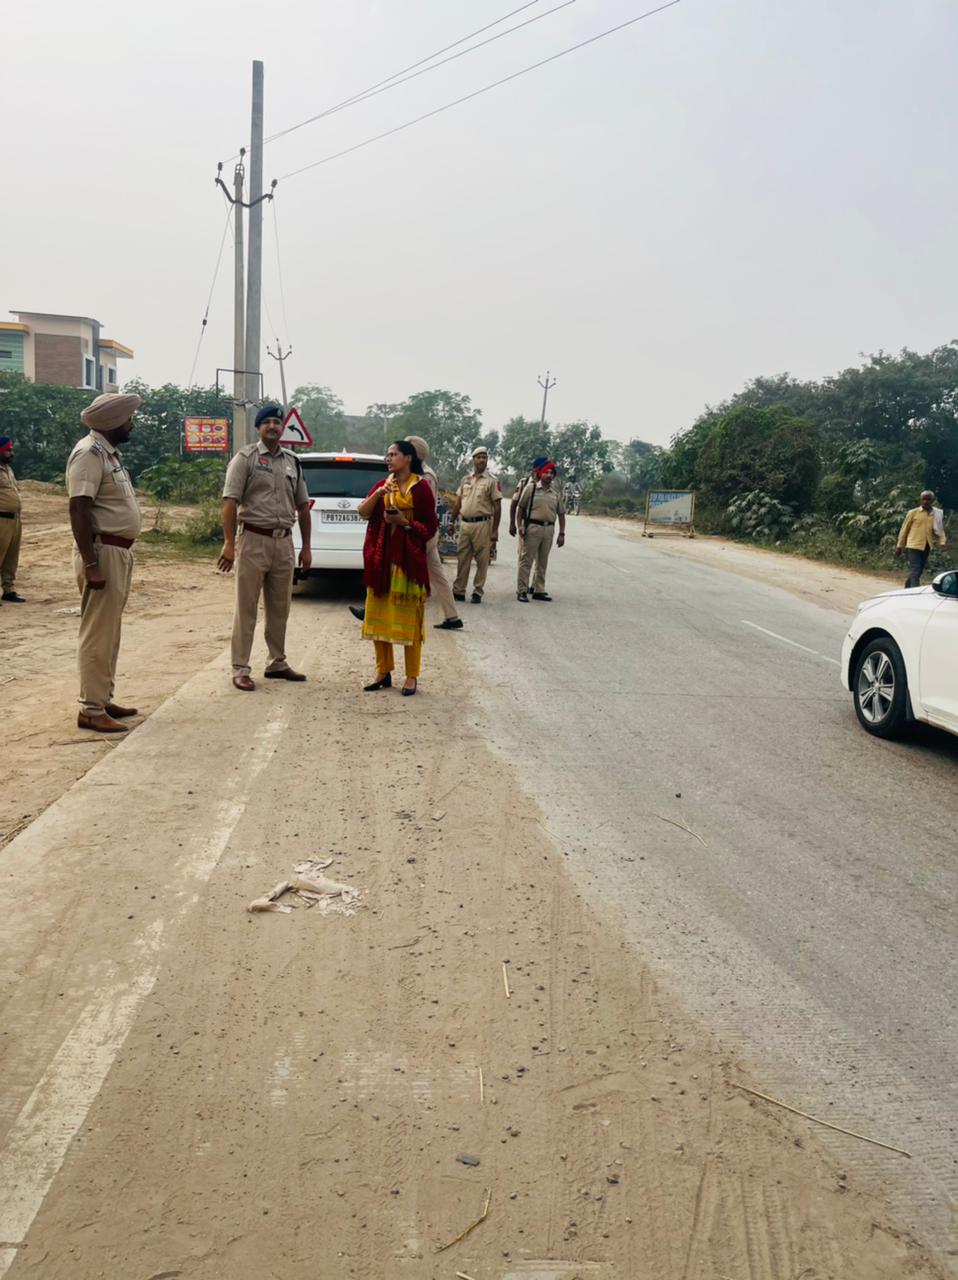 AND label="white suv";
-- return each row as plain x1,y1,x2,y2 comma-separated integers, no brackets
291,451,387,578
841,569,958,738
